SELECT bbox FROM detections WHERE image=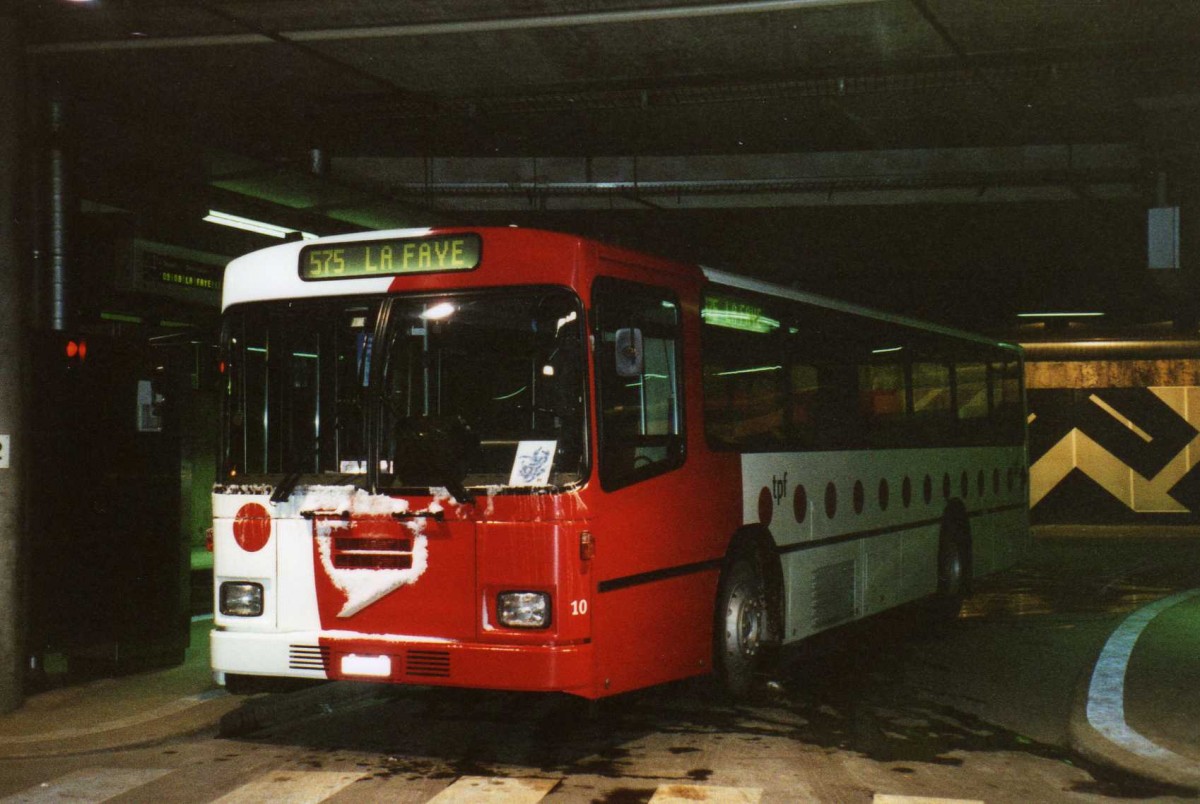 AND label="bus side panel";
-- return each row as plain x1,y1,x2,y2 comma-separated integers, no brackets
587,458,739,697
592,574,721,696
741,447,1029,643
